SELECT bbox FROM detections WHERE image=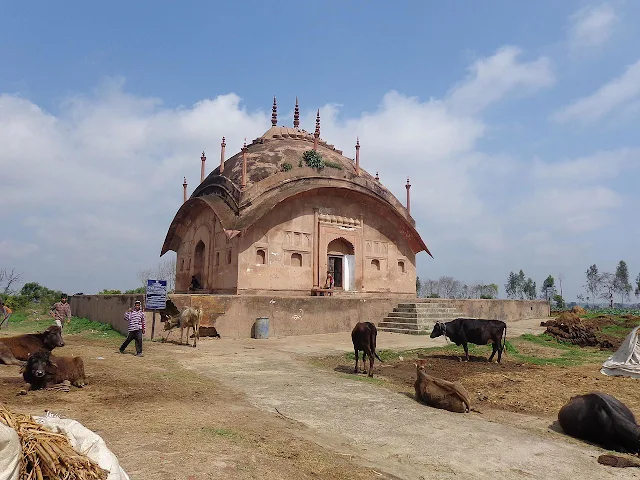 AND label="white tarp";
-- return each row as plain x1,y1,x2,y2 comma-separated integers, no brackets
0,423,20,480
601,325,640,379
0,416,129,480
